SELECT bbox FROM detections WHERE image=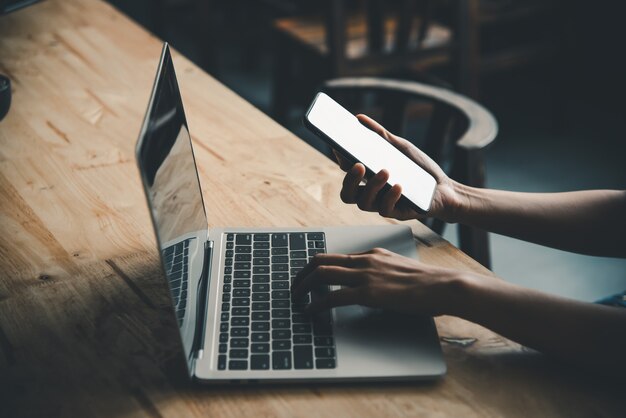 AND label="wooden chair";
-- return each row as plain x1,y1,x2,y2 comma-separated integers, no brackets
272,0,475,124
321,77,498,268
456,0,563,97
